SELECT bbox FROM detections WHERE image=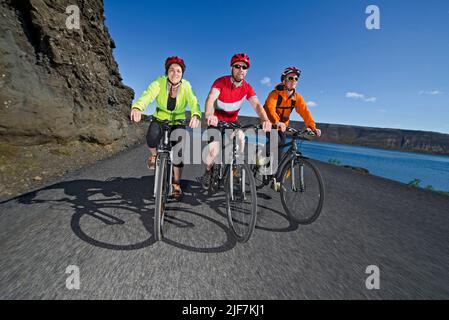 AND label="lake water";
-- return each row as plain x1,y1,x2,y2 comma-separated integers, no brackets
297,140,449,192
